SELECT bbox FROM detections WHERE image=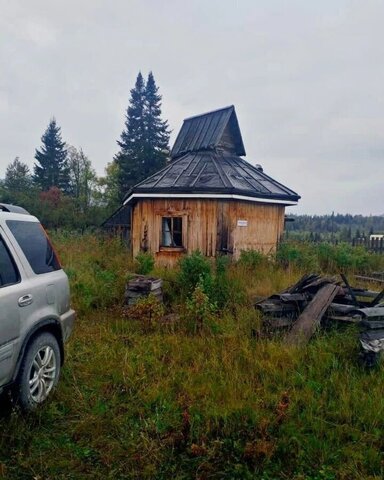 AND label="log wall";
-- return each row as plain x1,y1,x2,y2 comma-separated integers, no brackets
131,199,285,267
